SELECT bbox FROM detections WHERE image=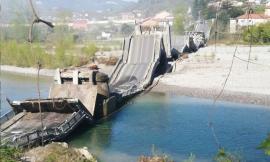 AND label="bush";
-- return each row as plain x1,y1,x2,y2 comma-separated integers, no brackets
81,43,98,58
214,148,241,162
0,41,54,68
258,134,270,156
242,23,270,44
0,40,99,69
